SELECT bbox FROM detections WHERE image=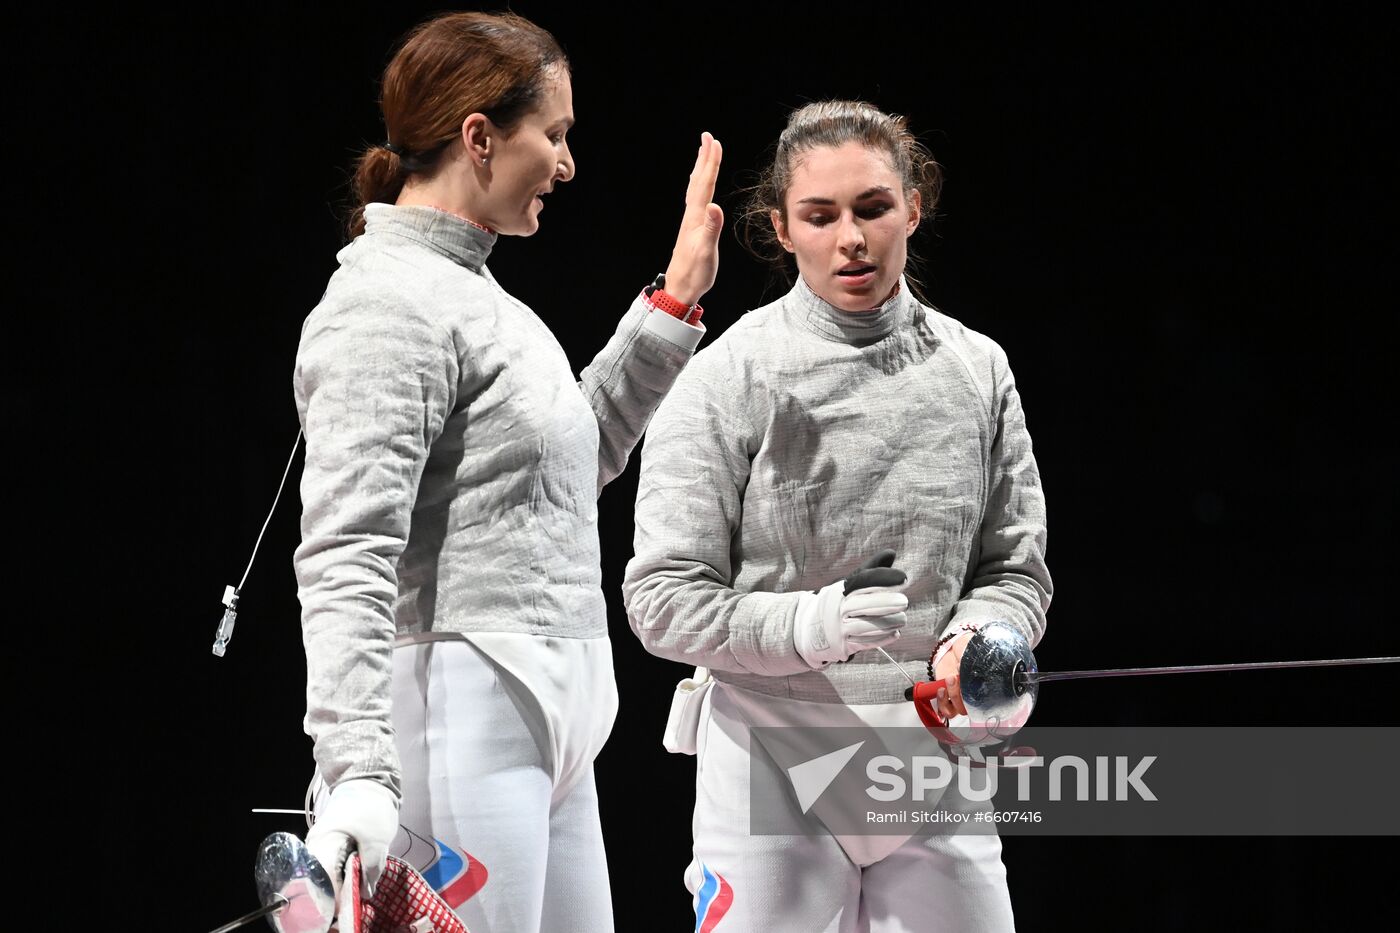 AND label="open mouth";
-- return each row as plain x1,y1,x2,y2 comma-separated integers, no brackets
837,264,877,277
